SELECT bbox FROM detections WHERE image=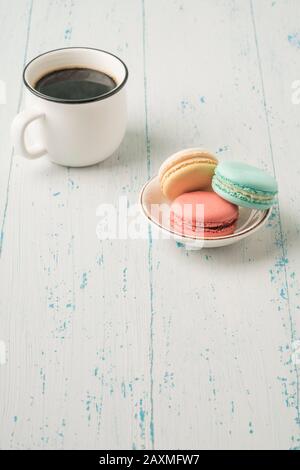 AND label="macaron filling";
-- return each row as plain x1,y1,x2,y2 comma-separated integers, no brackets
161,158,217,188
171,212,237,235
170,191,239,238
212,173,276,205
